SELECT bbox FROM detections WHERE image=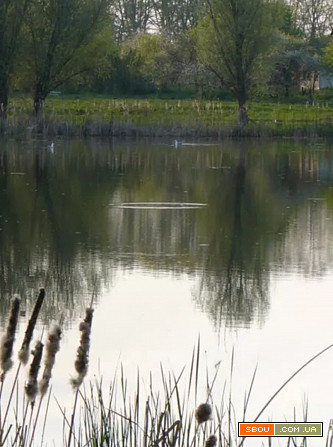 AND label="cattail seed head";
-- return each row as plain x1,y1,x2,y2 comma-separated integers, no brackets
25,341,43,402
195,403,213,424
70,308,94,389
19,288,45,365
205,435,217,447
39,323,62,396
0,295,20,378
